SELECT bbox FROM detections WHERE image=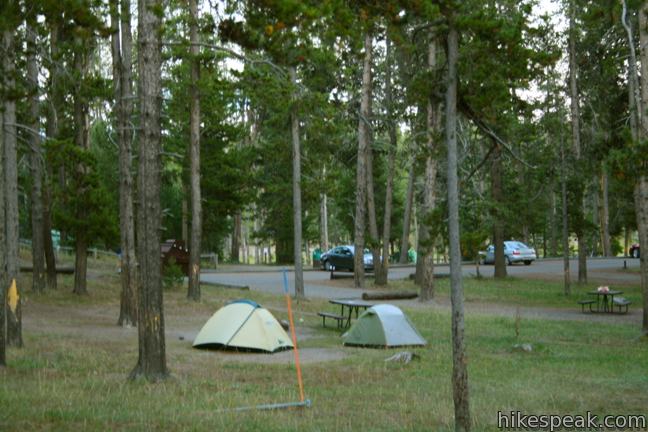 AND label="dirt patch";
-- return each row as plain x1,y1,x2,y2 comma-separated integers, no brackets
22,301,347,368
